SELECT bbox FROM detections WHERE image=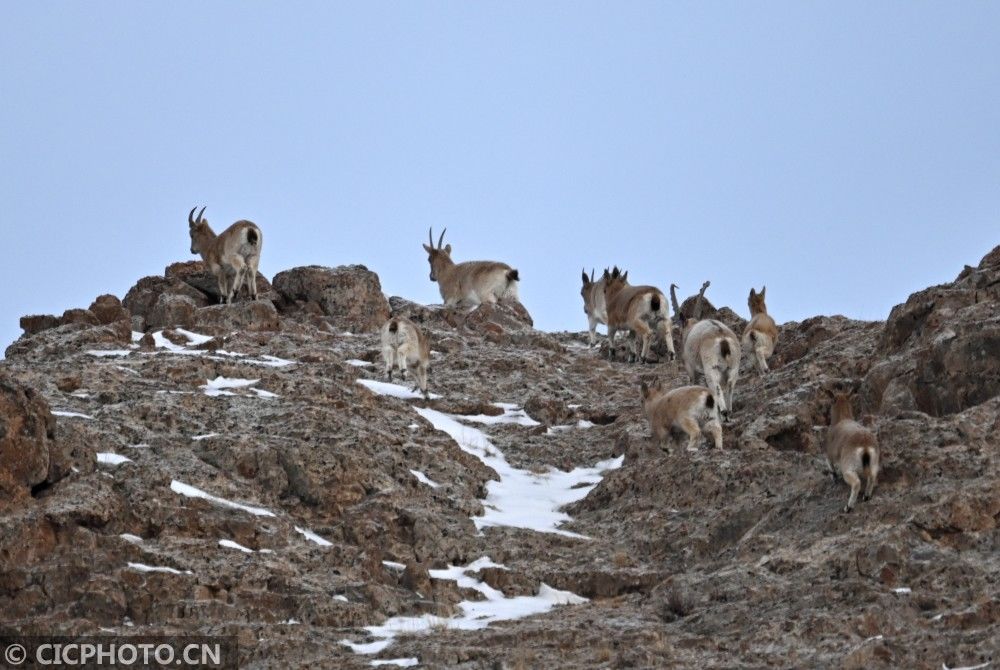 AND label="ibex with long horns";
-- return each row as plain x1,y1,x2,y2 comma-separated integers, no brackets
423,228,519,306
188,207,263,304
671,281,741,420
